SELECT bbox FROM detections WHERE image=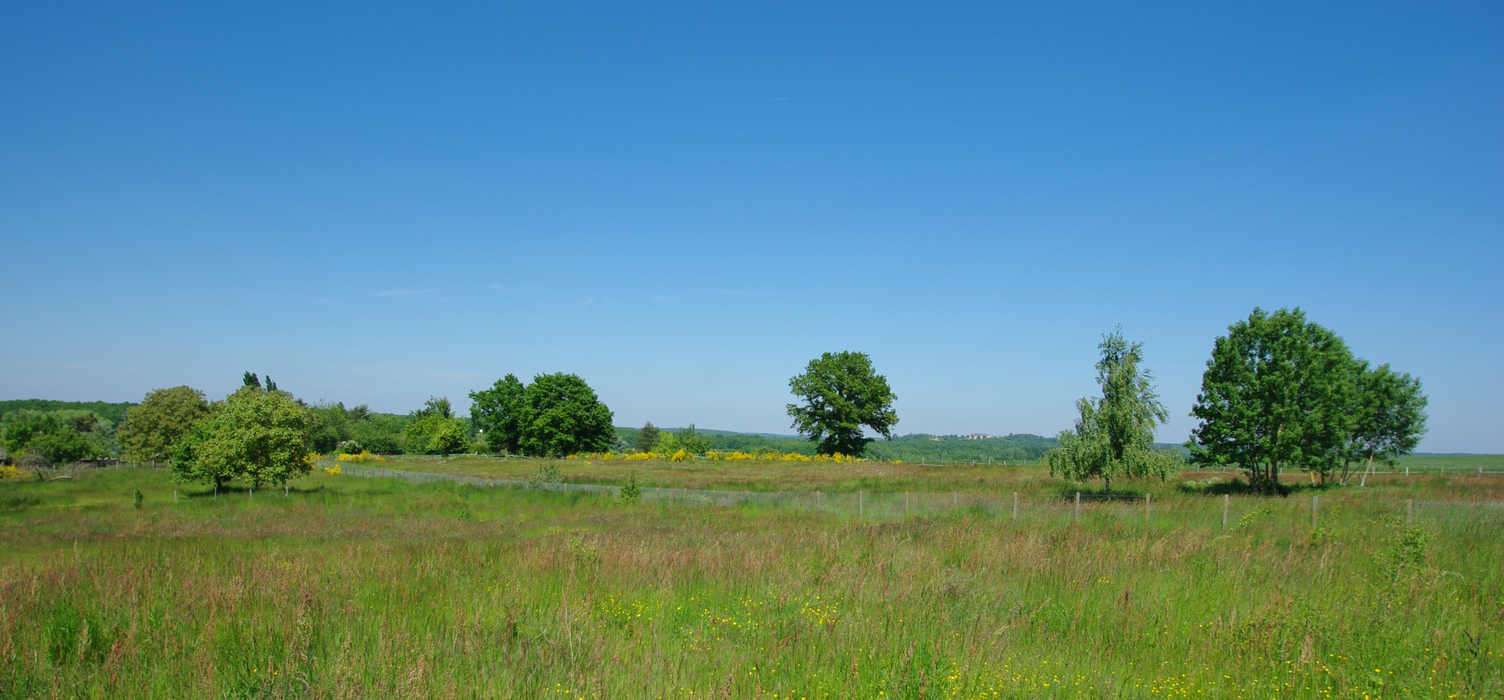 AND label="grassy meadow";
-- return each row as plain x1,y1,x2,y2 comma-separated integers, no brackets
1,466,1501,699
366,453,1504,502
